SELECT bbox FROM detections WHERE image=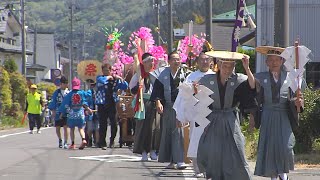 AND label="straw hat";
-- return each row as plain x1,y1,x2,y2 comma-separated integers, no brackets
205,51,249,61
255,46,285,56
